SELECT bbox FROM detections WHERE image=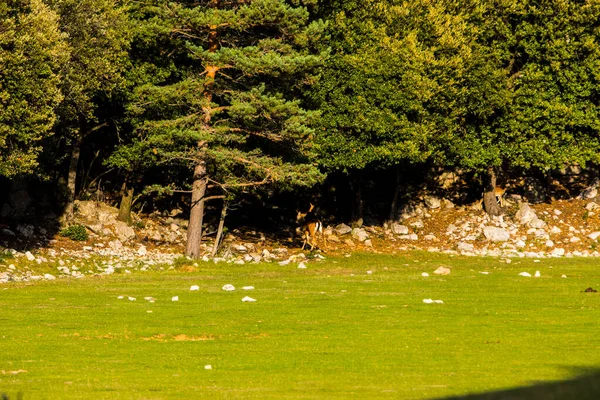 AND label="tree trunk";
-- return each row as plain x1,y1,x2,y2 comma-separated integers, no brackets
185,1,219,259
117,177,134,224
211,200,228,256
62,116,86,224
388,165,400,222
483,166,501,216
350,173,363,227
185,160,208,258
